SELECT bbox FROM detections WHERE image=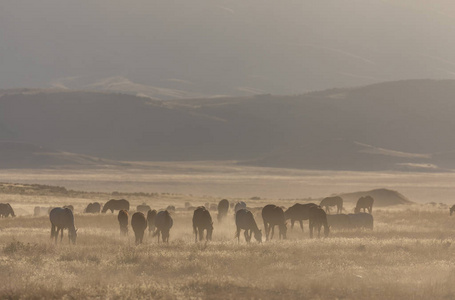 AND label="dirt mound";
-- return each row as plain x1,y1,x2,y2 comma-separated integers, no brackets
337,188,413,207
